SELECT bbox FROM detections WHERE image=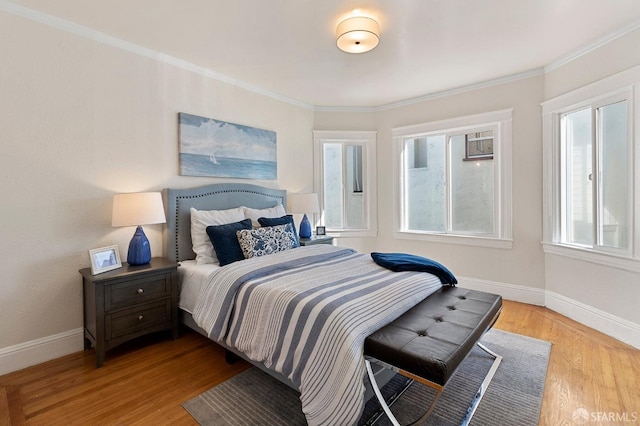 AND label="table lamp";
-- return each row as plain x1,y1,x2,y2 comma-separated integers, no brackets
112,192,166,265
288,193,319,239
